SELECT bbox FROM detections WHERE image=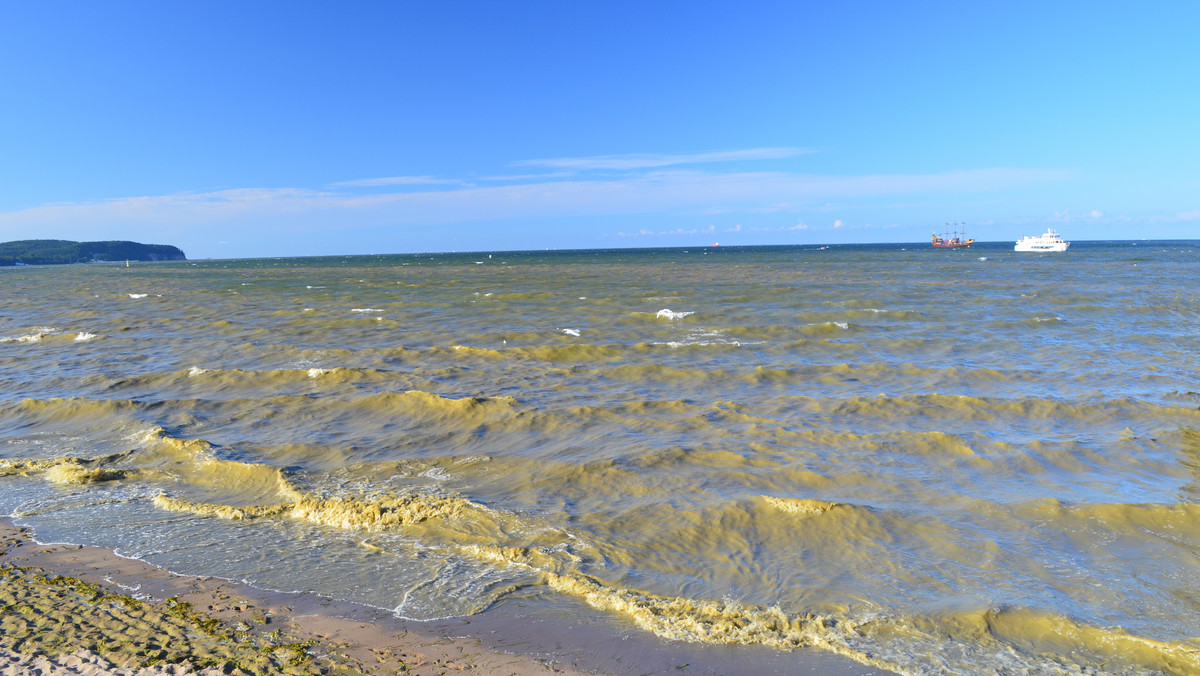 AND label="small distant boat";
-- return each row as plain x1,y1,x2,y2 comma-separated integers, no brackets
932,223,973,248
1014,229,1070,252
